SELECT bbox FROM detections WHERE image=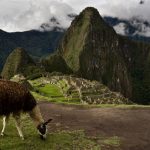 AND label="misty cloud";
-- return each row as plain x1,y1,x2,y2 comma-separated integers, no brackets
0,0,75,32
0,0,149,32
